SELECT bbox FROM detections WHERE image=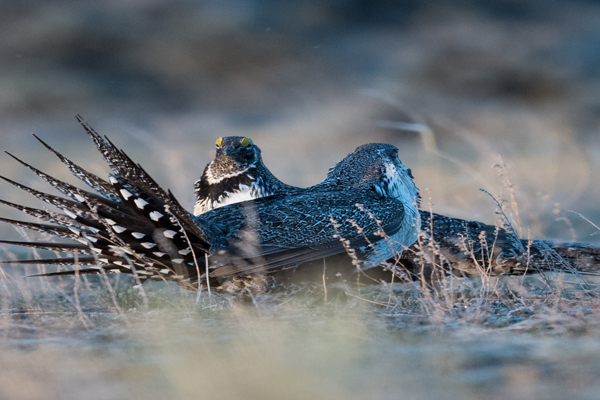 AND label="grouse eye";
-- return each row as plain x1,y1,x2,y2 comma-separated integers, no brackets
240,137,253,147
216,137,223,147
